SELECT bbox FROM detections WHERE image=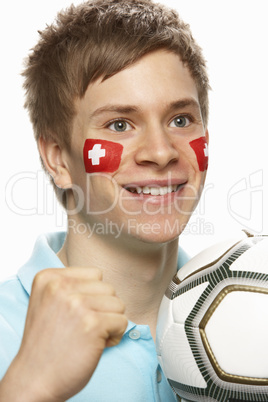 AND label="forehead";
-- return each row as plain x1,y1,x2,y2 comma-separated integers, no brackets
76,49,199,116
